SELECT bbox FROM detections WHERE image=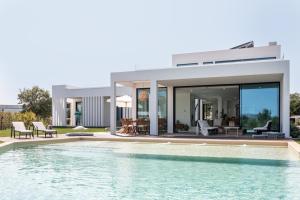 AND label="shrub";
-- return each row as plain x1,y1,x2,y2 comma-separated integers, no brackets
0,112,13,129
12,112,37,128
0,111,37,129
40,117,52,127
290,123,300,138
